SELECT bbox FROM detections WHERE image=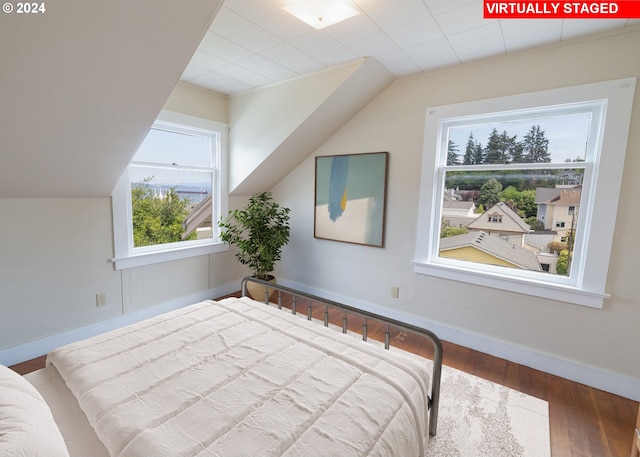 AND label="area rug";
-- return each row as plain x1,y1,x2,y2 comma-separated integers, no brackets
268,303,551,457
425,364,550,457
345,328,550,456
